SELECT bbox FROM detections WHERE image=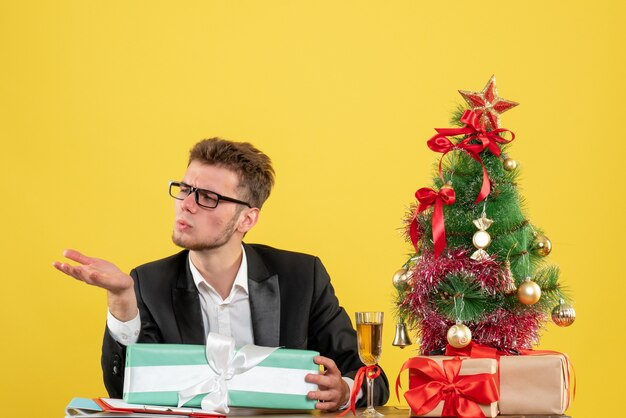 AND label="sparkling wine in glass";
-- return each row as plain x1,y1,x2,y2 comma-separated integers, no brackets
355,311,384,417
